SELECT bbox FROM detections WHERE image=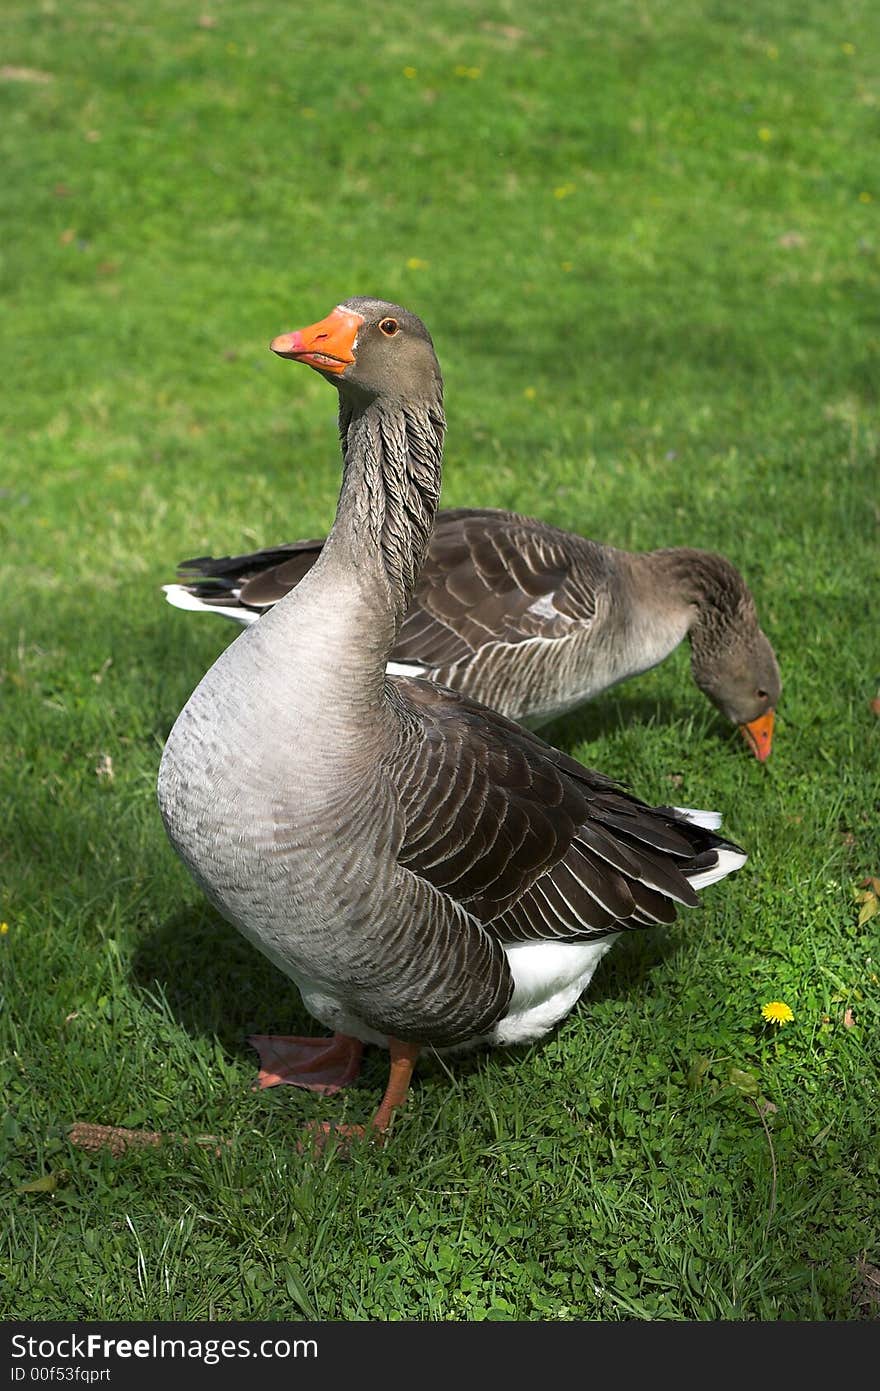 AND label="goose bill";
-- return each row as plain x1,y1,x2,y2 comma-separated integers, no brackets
270,305,363,374
740,709,774,762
